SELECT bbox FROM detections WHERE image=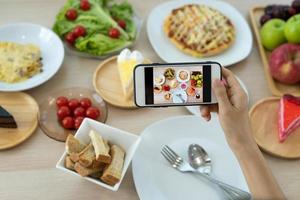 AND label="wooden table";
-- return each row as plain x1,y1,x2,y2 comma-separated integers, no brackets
0,0,299,199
